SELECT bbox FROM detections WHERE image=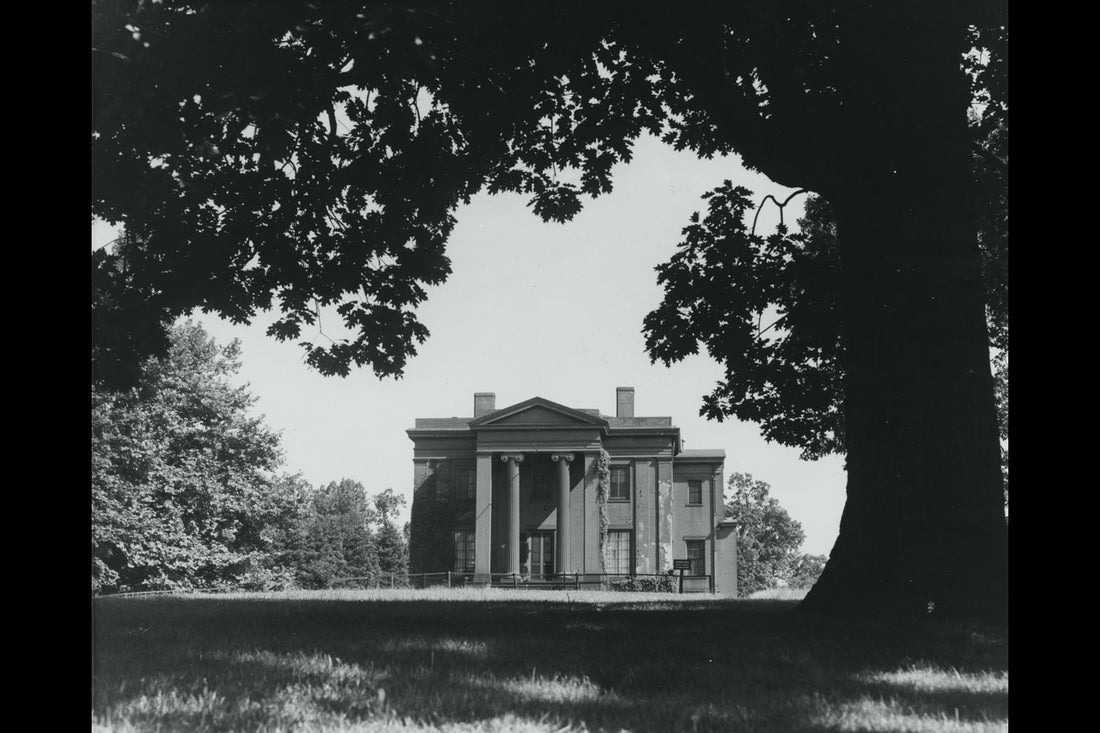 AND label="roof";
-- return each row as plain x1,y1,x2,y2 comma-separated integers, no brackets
676,449,726,459
413,417,473,430
468,396,608,428
606,416,673,428
408,396,695,456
